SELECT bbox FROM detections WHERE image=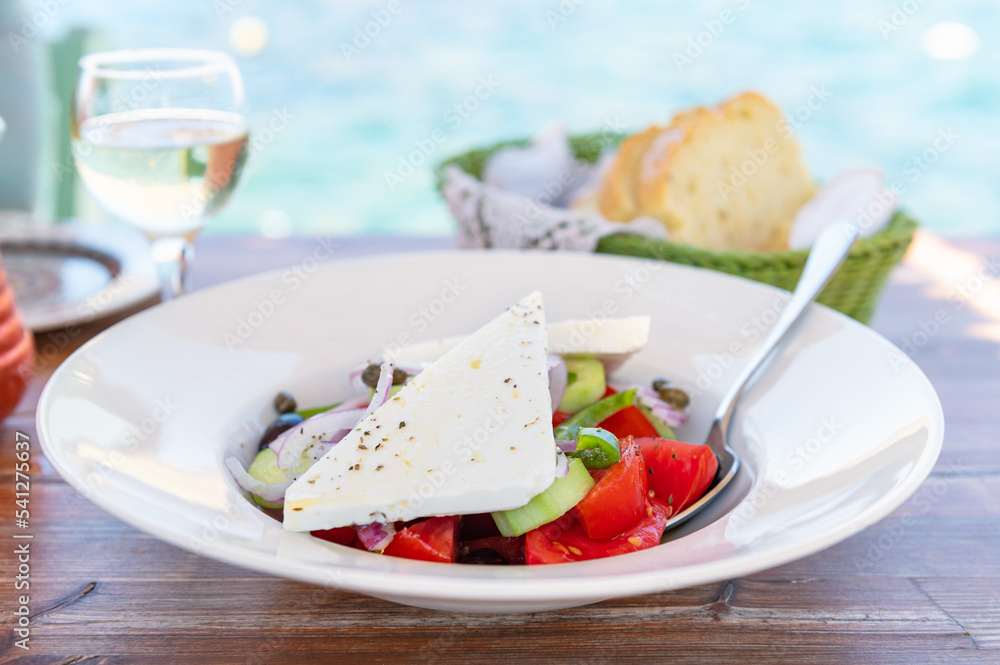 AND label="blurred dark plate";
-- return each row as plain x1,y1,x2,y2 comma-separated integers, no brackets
0,218,159,332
